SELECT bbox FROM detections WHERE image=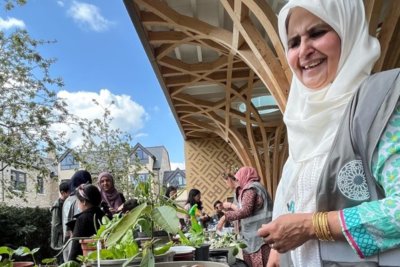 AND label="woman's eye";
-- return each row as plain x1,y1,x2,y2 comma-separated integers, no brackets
310,30,327,39
288,38,300,49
